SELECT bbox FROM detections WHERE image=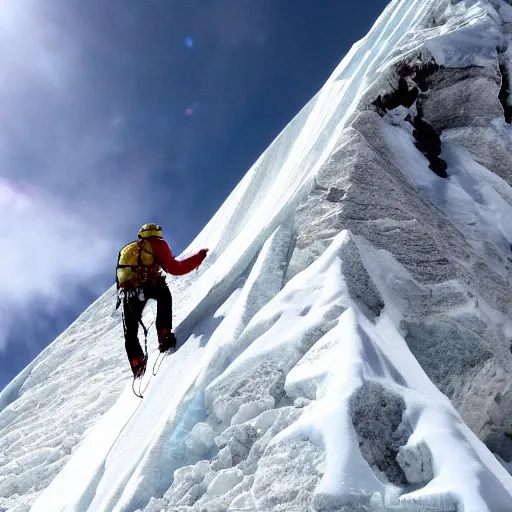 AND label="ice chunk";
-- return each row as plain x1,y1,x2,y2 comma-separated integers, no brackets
230,399,274,426
206,468,244,497
185,422,216,458
164,460,211,505
228,490,255,511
